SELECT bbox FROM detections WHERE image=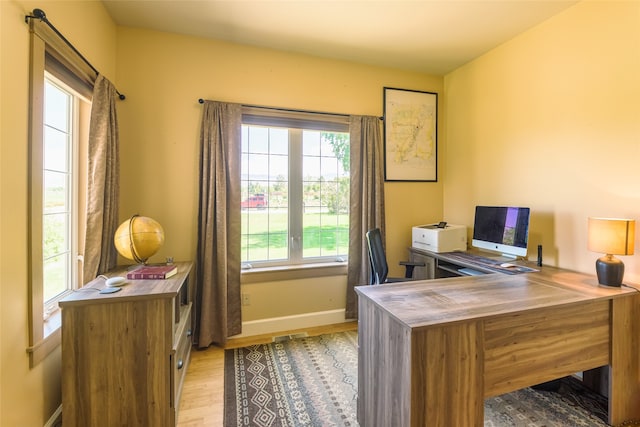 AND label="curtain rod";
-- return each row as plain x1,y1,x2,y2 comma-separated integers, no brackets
198,98,383,120
25,9,125,100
